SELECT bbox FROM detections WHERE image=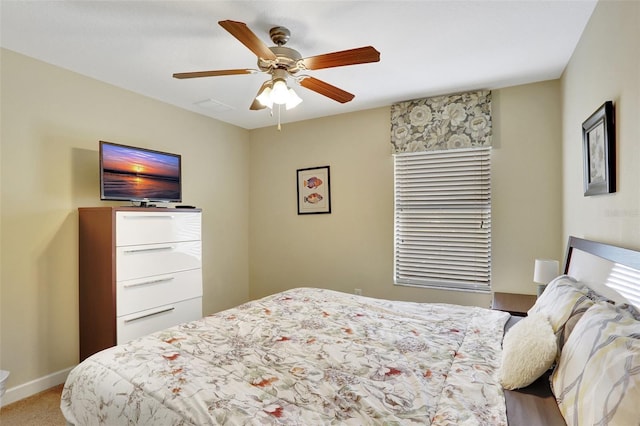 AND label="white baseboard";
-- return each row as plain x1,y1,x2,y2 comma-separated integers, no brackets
0,366,74,408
